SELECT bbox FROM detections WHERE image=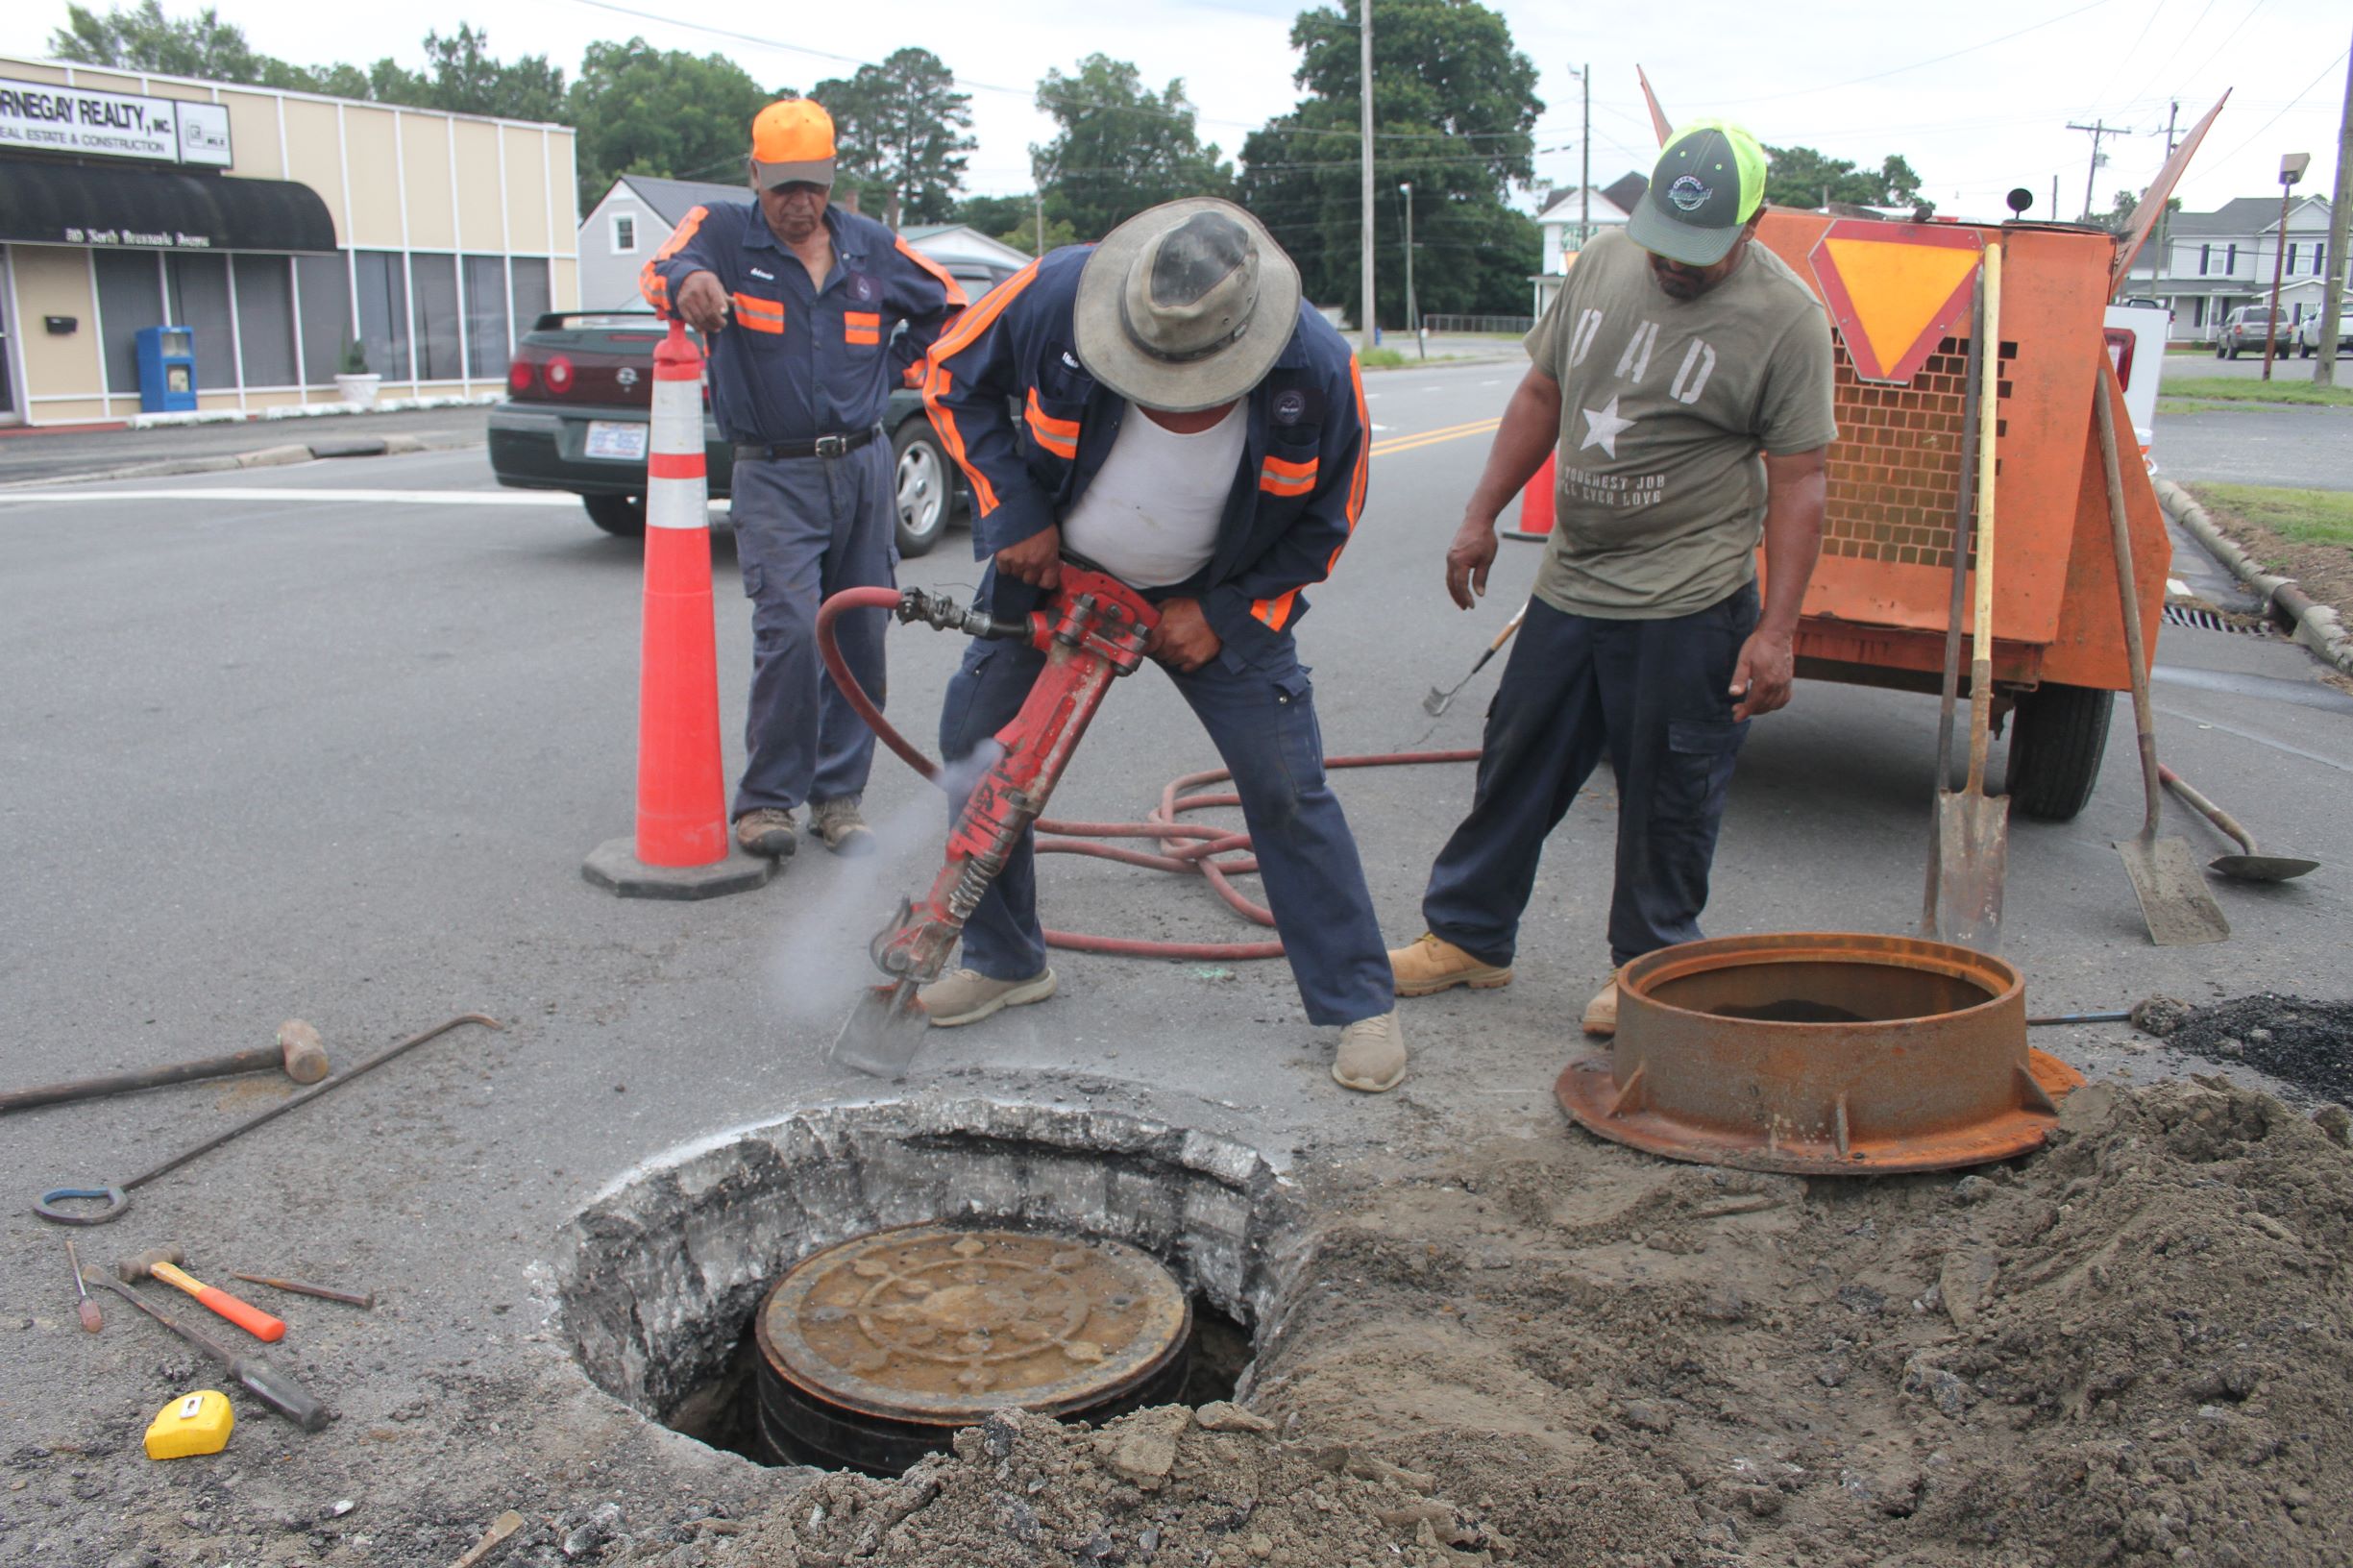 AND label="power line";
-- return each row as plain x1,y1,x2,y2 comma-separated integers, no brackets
1714,0,2115,106
2205,45,2351,165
